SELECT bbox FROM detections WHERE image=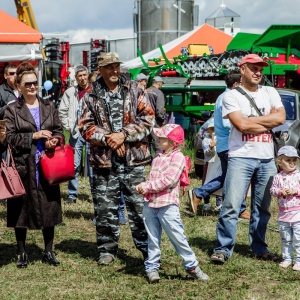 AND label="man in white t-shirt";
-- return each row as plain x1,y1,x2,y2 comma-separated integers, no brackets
210,54,286,264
